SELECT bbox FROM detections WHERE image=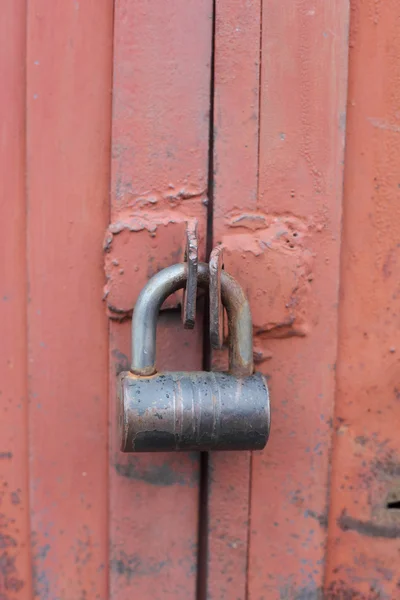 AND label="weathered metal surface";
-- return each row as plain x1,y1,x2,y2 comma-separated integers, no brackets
120,371,269,452
325,2,400,598
209,245,225,349
248,3,349,599
182,220,199,329
206,1,262,596
131,263,253,378
0,2,32,598
26,2,113,598
3,1,398,596
109,0,212,597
